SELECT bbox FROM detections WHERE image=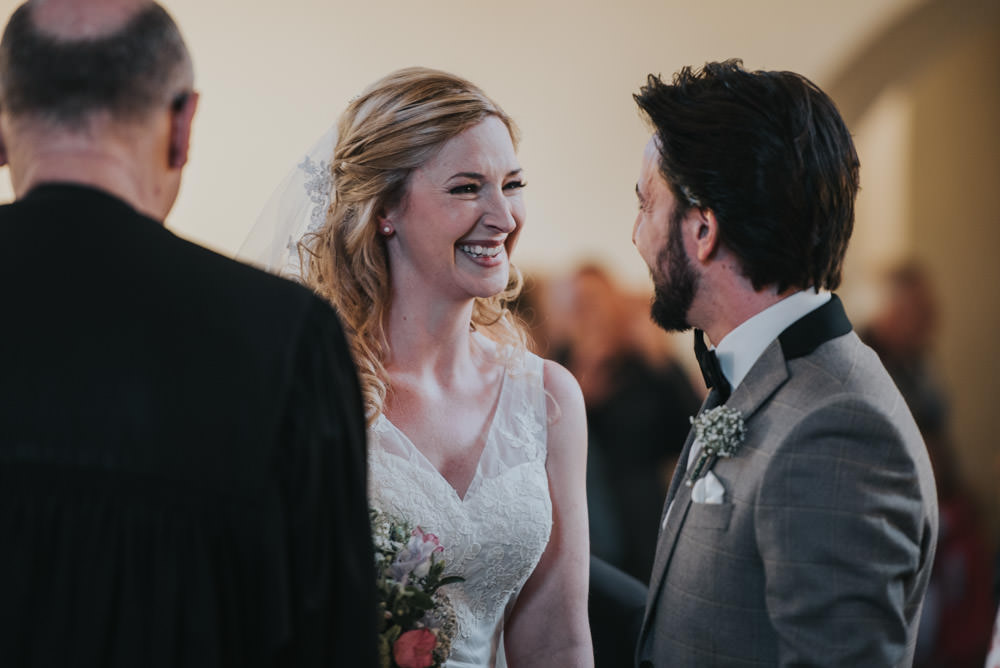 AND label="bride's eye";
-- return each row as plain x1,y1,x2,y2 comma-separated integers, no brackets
503,180,527,191
449,183,479,195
